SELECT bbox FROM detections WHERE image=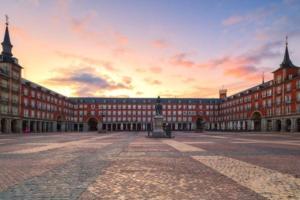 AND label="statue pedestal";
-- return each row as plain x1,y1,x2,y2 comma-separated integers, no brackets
151,115,166,138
